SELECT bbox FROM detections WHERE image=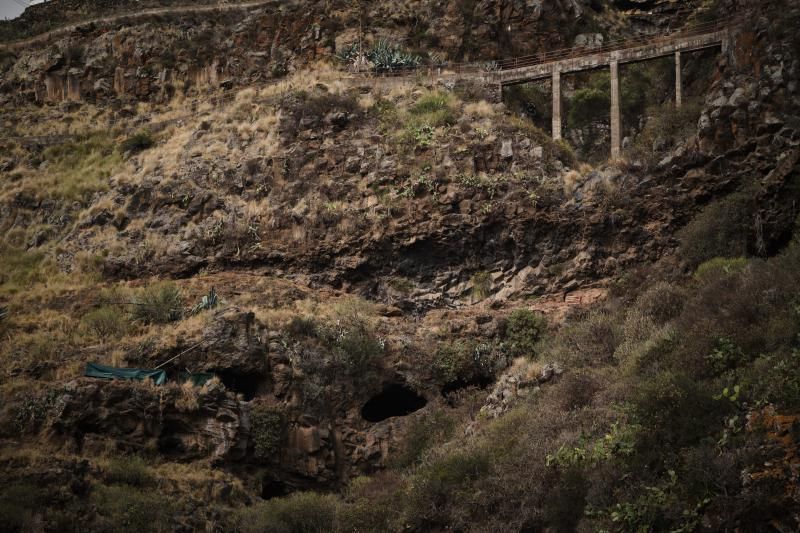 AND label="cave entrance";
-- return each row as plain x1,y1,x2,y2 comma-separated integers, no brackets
361,384,427,422
215,370,264,401
158,421,187,456
261,477,289,500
